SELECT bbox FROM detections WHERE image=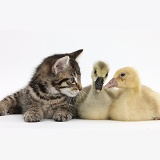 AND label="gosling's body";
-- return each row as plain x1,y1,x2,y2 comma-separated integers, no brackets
109,86,160,121
76,61,115,120
105,67,160,121
77,85,114,120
